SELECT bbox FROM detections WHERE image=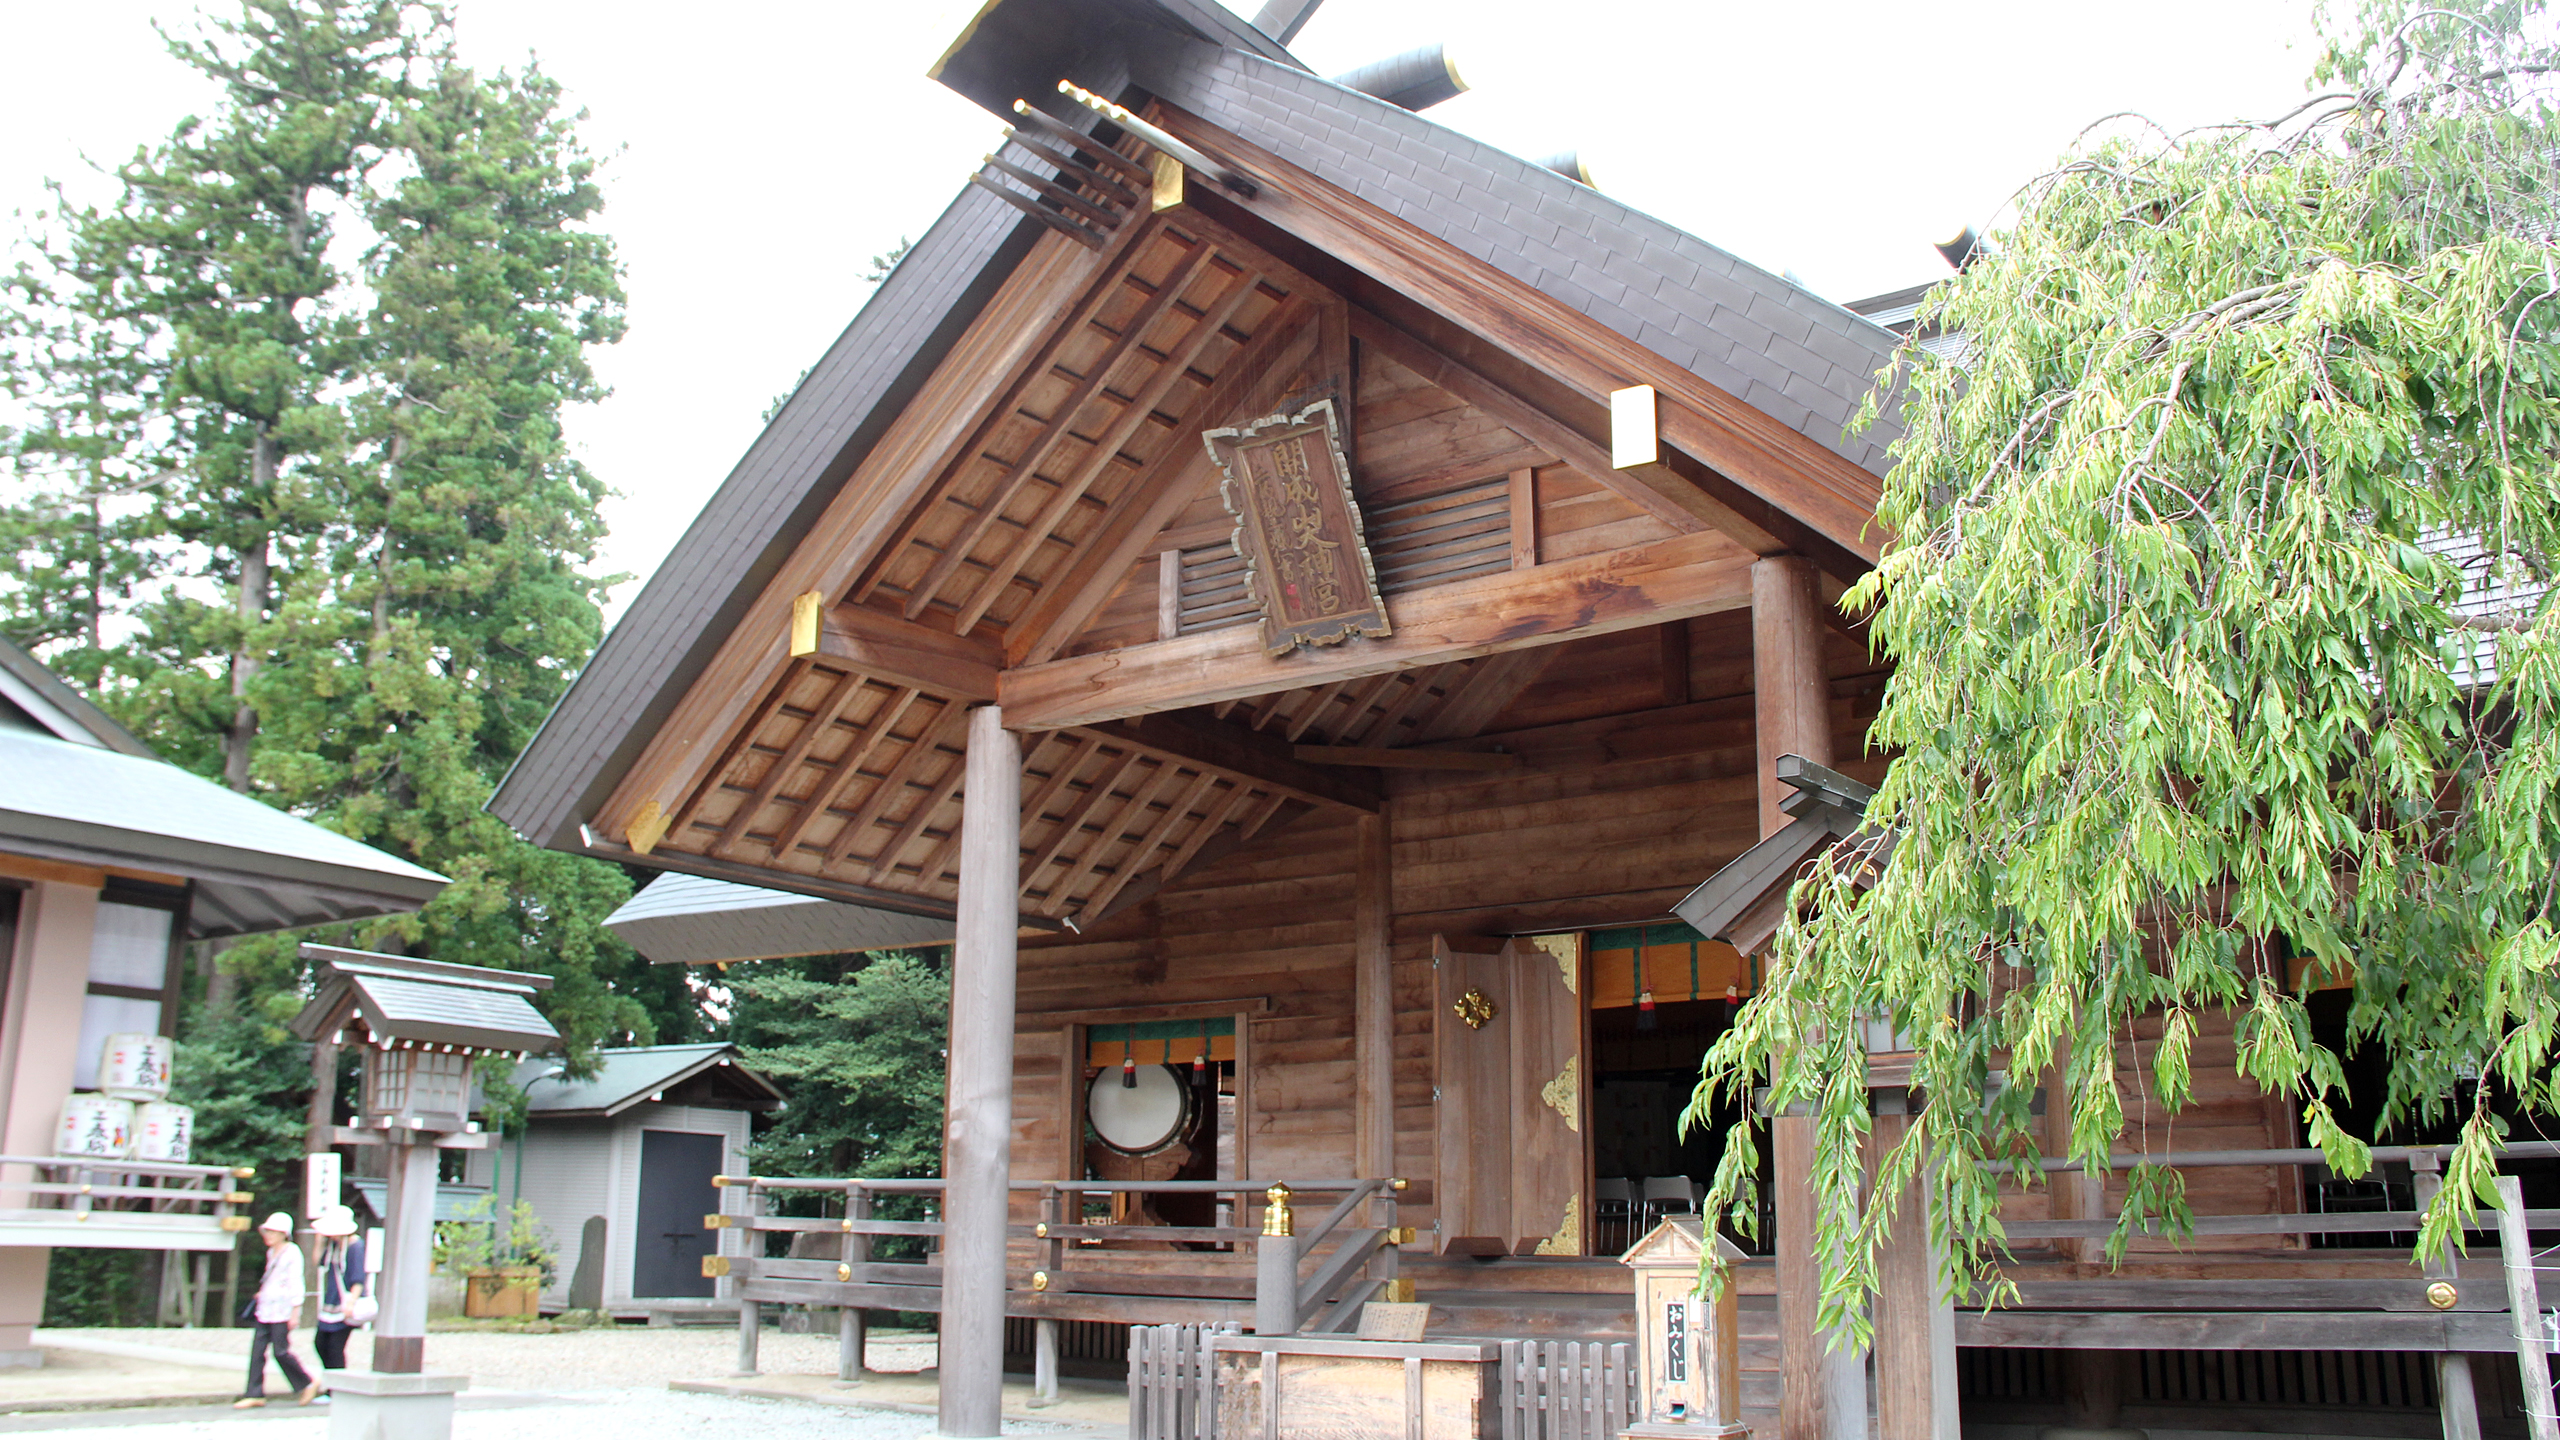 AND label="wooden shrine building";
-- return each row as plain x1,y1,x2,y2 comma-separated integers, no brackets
492,2,2559,1436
